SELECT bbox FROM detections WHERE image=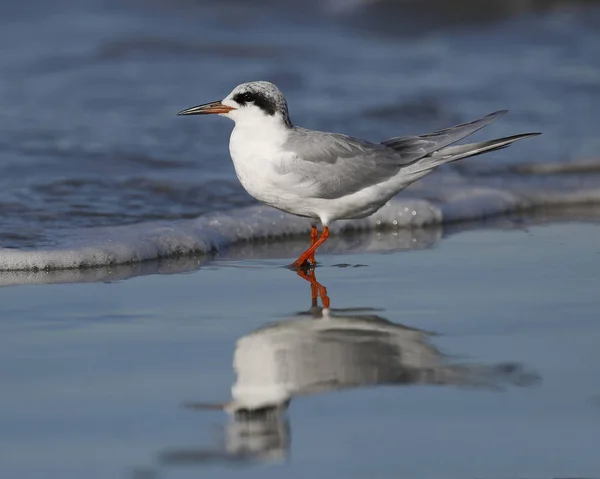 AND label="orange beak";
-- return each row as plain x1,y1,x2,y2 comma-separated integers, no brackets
176,101,236,116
